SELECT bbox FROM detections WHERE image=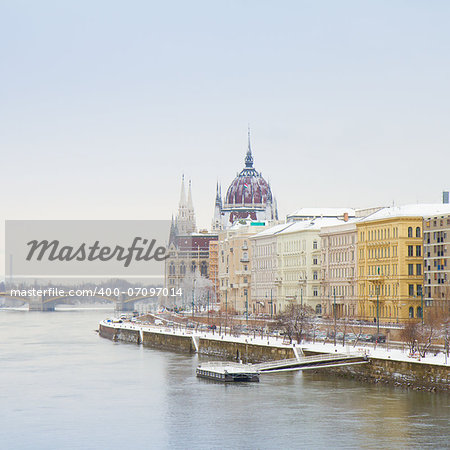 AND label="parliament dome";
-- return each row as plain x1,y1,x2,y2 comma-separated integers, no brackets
224,148,272,206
